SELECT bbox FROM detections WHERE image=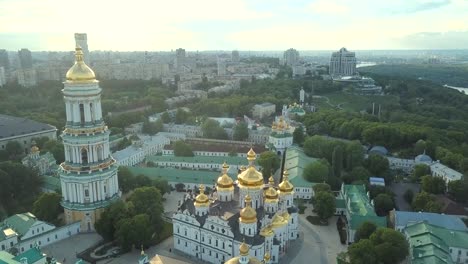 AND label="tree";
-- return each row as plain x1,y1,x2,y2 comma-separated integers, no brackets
129,186,164,234
348,239,377,264
345,141,364,171
161,112,171,123
257,151,280,180
201,119,228,139
130,214,153,248
373,193,394,216
115,218,134,251
42,139,65,164
175,183,185,192
32,192,63,225
152,179,170,196
233,122,249,141
403,189,414,204
293,126,305,146
313,191,335,223
95,200,129,241
312,183,331,195
448,179,468,203
304,160,329,183
332,145,344,178
364,154,389,177
412,164,431,181
5,141,23,160
369,228,409,264
346,166,371,183
173,141,194,157
118,167,136,193
421,175,446,194
175,108,189,124
142,119,163,135
412,192,442,213
354,222,377,242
